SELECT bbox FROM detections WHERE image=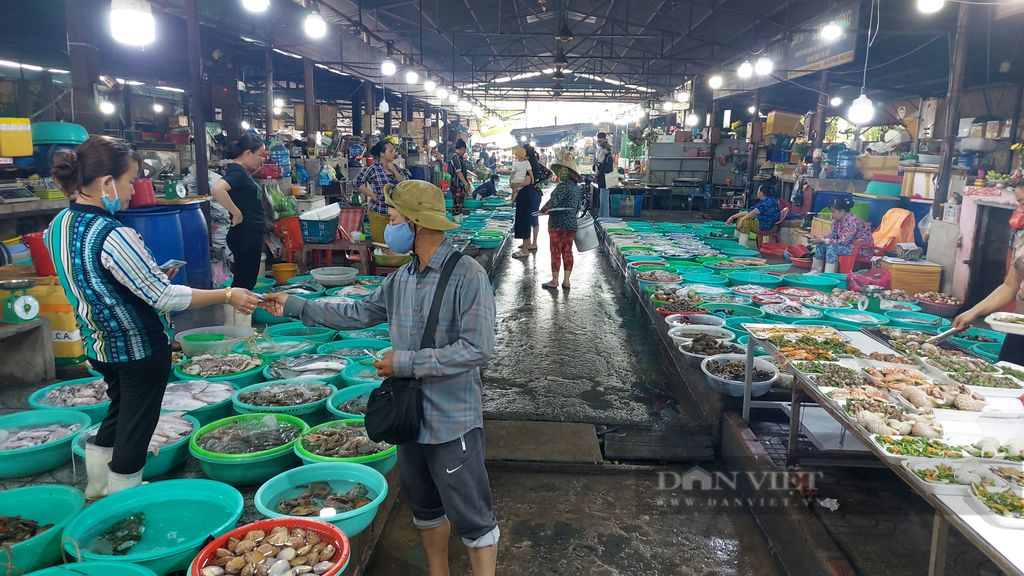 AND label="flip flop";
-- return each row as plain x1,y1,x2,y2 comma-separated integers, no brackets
562,284,571,290
512,250,530,258
541,283,559,290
